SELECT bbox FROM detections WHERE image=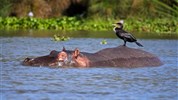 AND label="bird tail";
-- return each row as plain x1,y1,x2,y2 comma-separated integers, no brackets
135,41,143,47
